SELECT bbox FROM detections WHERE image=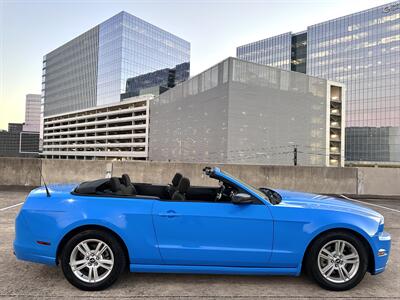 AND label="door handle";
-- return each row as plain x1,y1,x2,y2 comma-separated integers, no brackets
158,210,181,218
